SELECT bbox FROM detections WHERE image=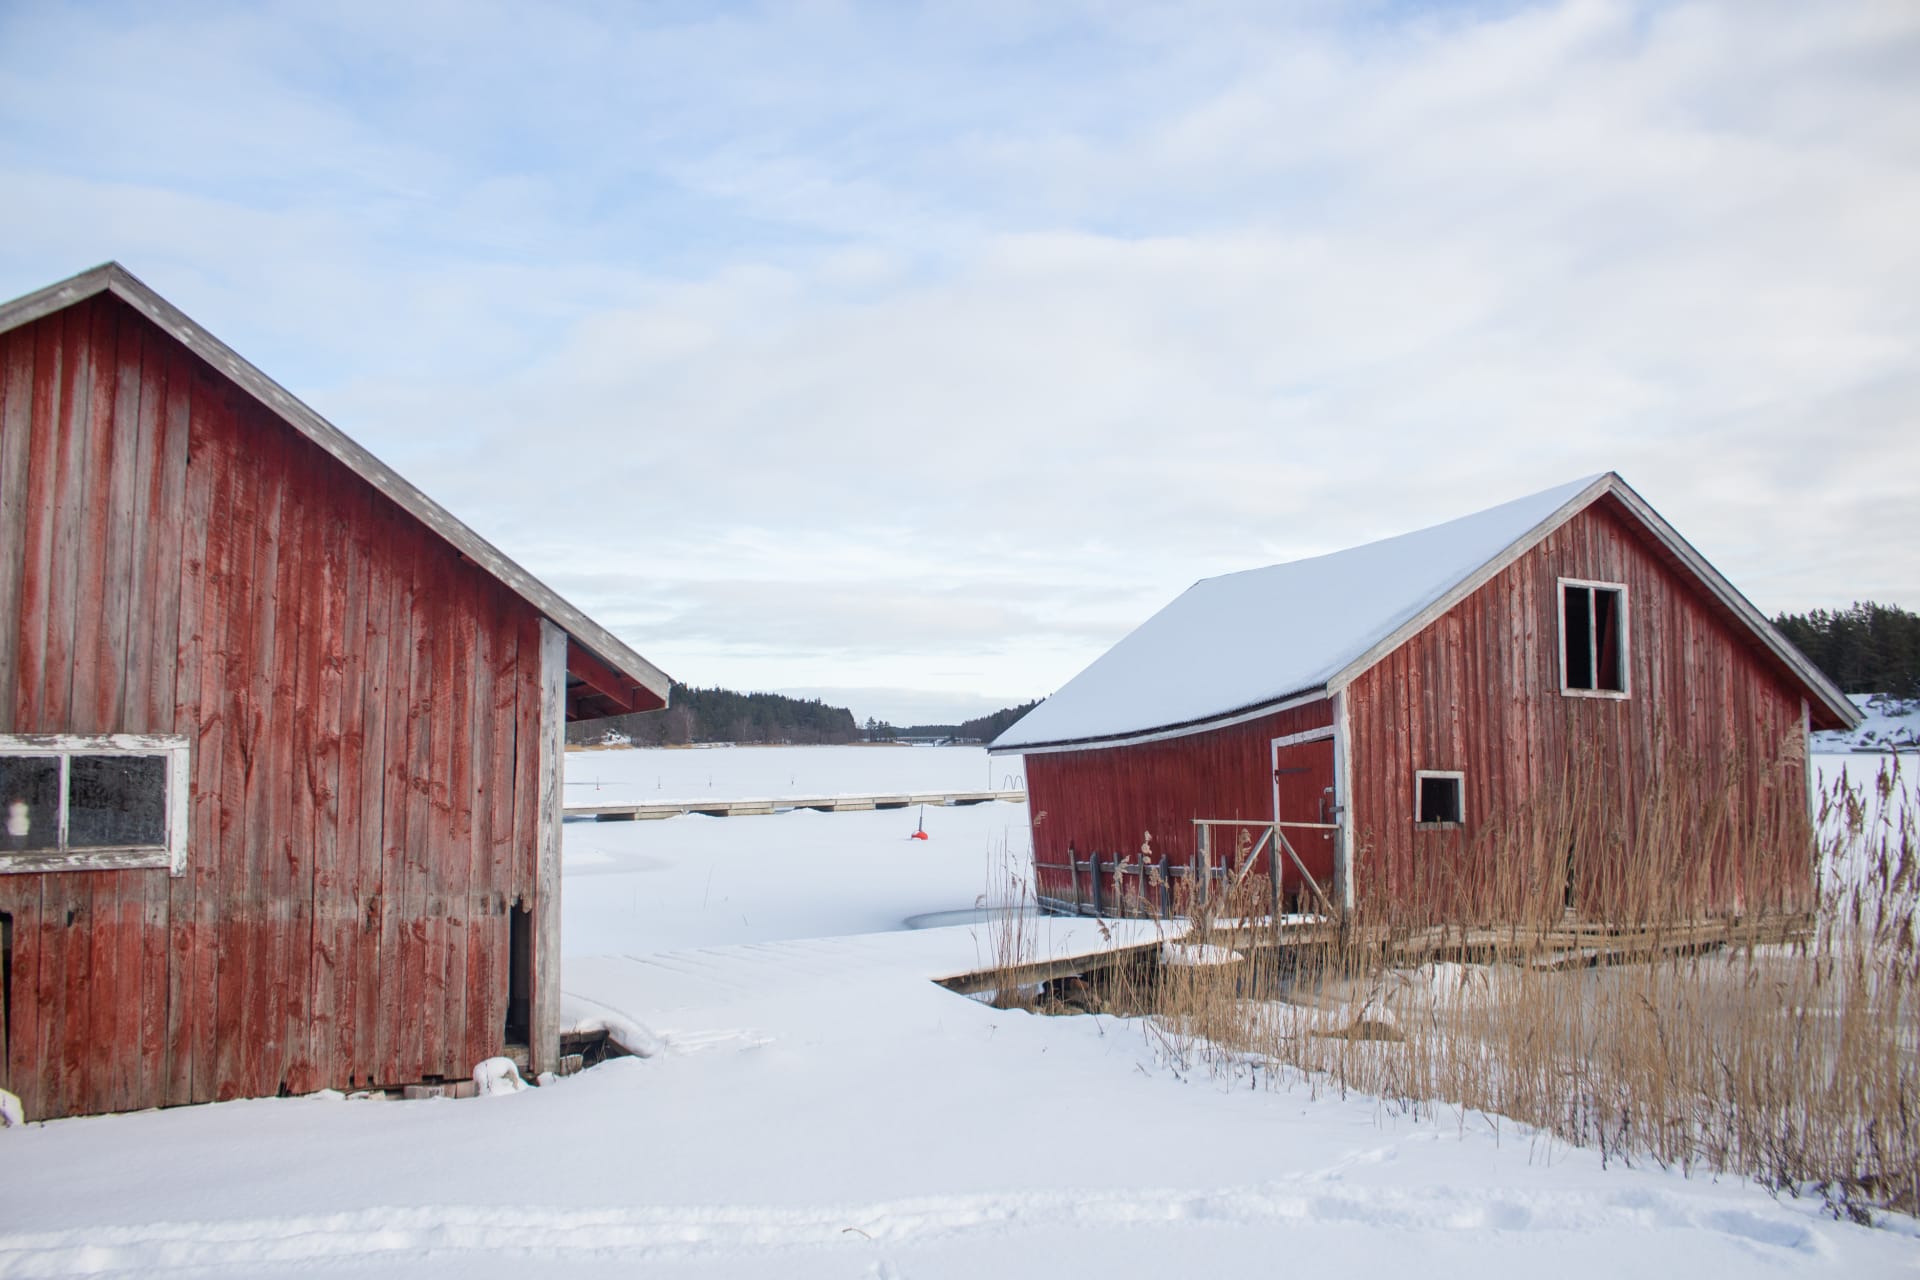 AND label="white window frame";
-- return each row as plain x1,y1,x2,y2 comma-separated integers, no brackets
1414,769,1466,827
0,734,190,876
1558,577,1631,700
